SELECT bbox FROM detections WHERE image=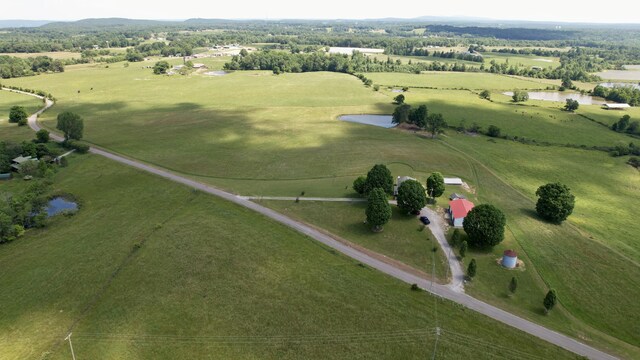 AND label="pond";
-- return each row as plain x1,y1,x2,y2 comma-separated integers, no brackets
46,197,78,217
338,115,396,128
204,71,228,76
502,91,607,105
